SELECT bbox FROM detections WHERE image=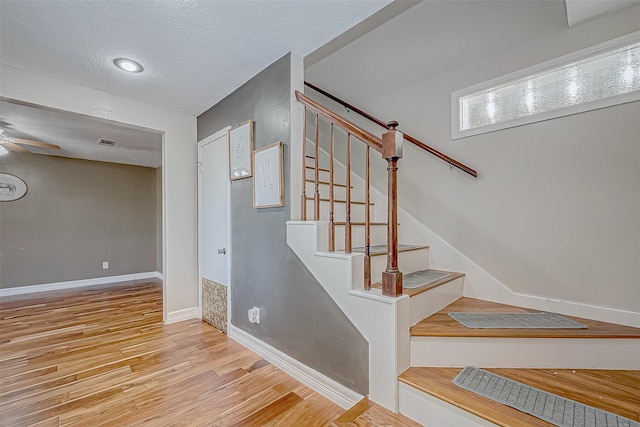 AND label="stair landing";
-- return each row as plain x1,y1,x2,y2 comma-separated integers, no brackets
411,297,640,338
399,367,640,427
